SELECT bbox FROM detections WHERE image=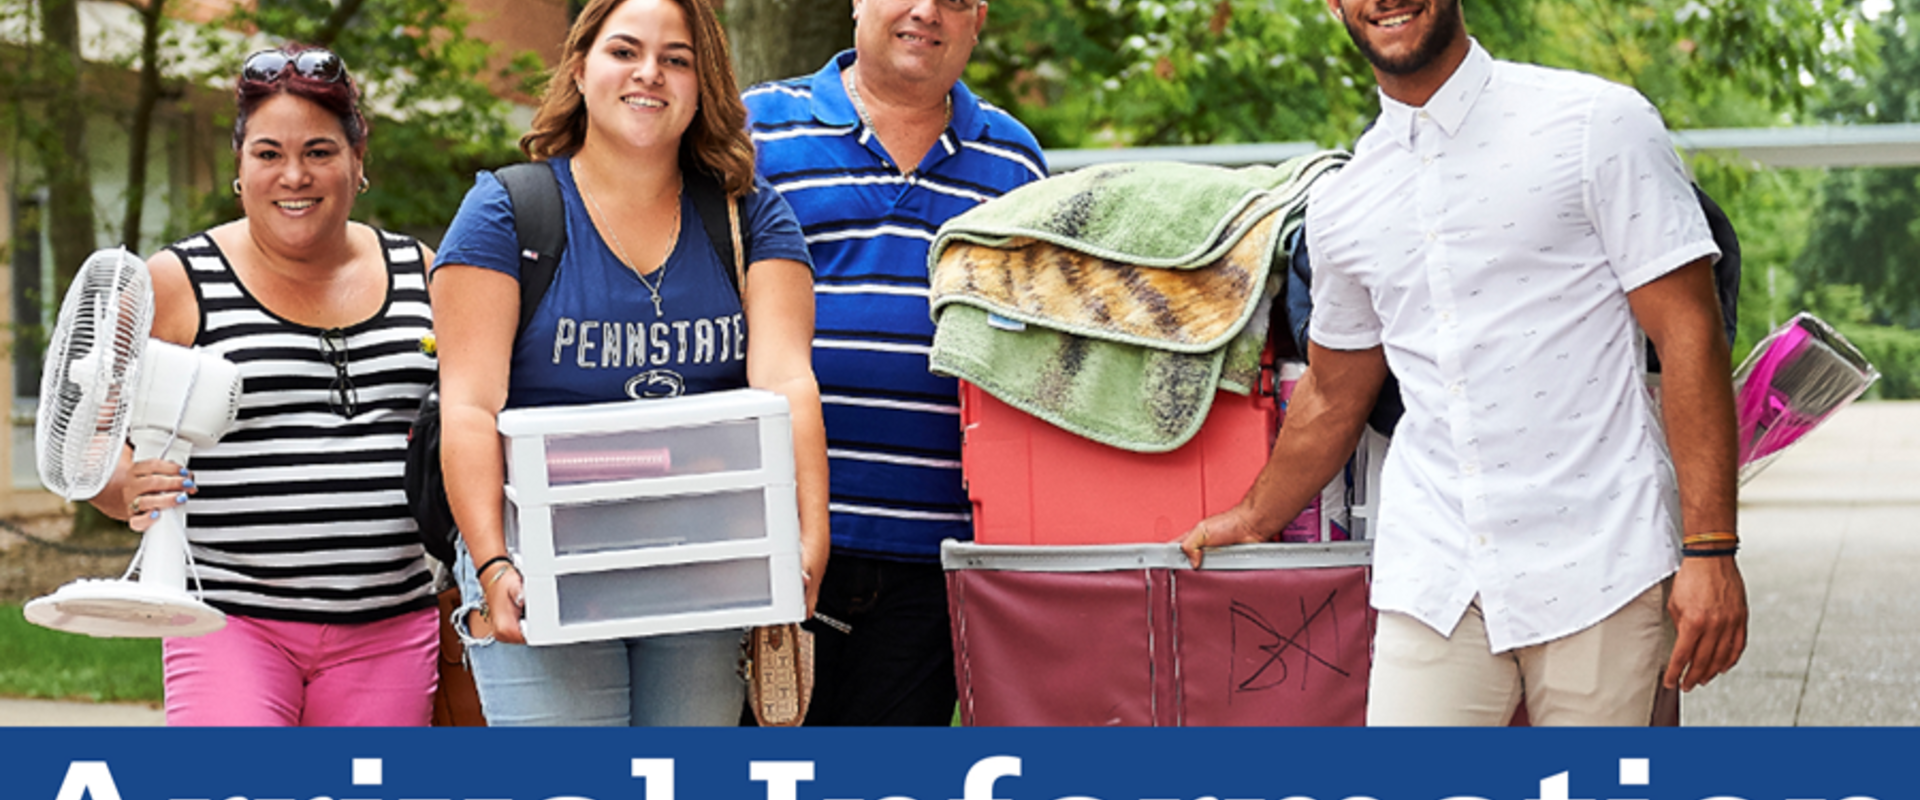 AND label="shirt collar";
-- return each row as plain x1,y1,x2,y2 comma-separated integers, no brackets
1374,38,1493,150
808,50,860,127
806,49,988,141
